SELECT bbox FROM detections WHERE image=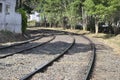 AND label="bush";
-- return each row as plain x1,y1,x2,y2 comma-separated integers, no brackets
17,9,27,33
